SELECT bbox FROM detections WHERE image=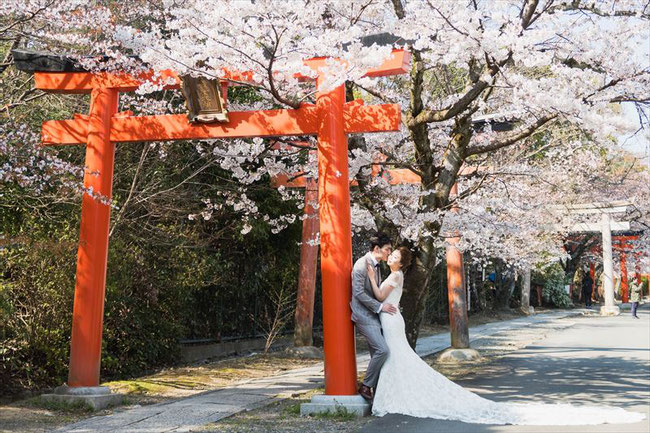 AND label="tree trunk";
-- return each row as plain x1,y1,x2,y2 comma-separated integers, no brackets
521,267,531,313
401,238,437,349
562,234,598,291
